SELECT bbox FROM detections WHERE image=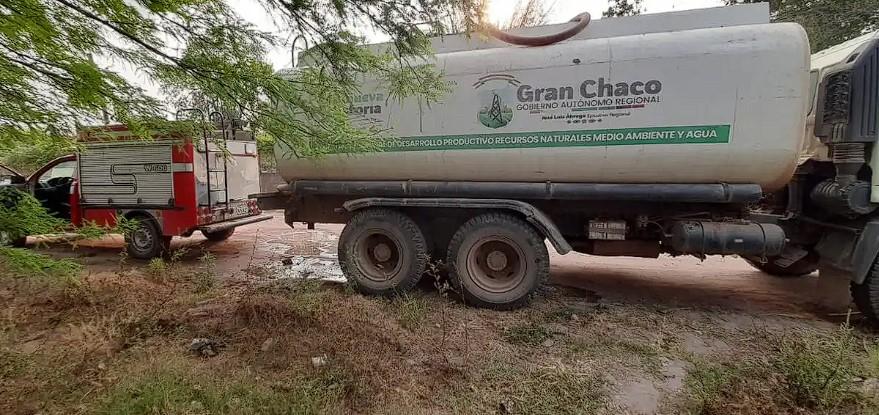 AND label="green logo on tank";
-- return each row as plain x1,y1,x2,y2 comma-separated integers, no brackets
474,73,518,129
478,93,513,128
